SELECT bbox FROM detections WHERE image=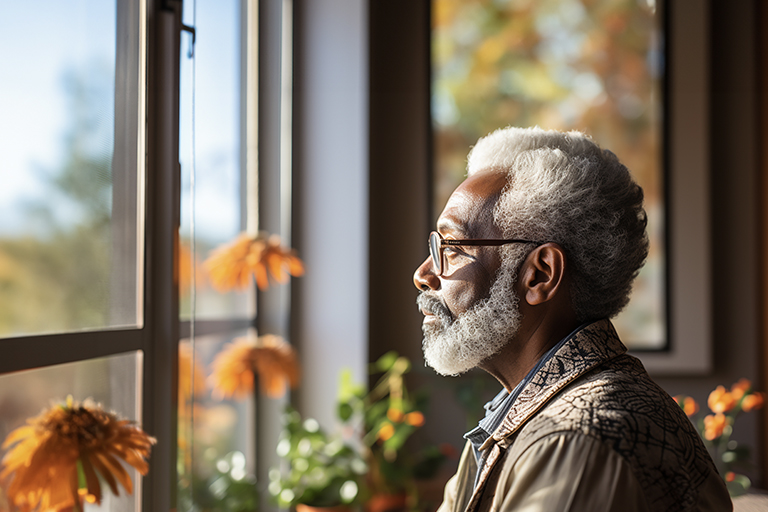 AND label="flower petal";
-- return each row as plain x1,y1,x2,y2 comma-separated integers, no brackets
95,452,133,495
2,425,35,449
90,453,120,496
80,455,103,505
